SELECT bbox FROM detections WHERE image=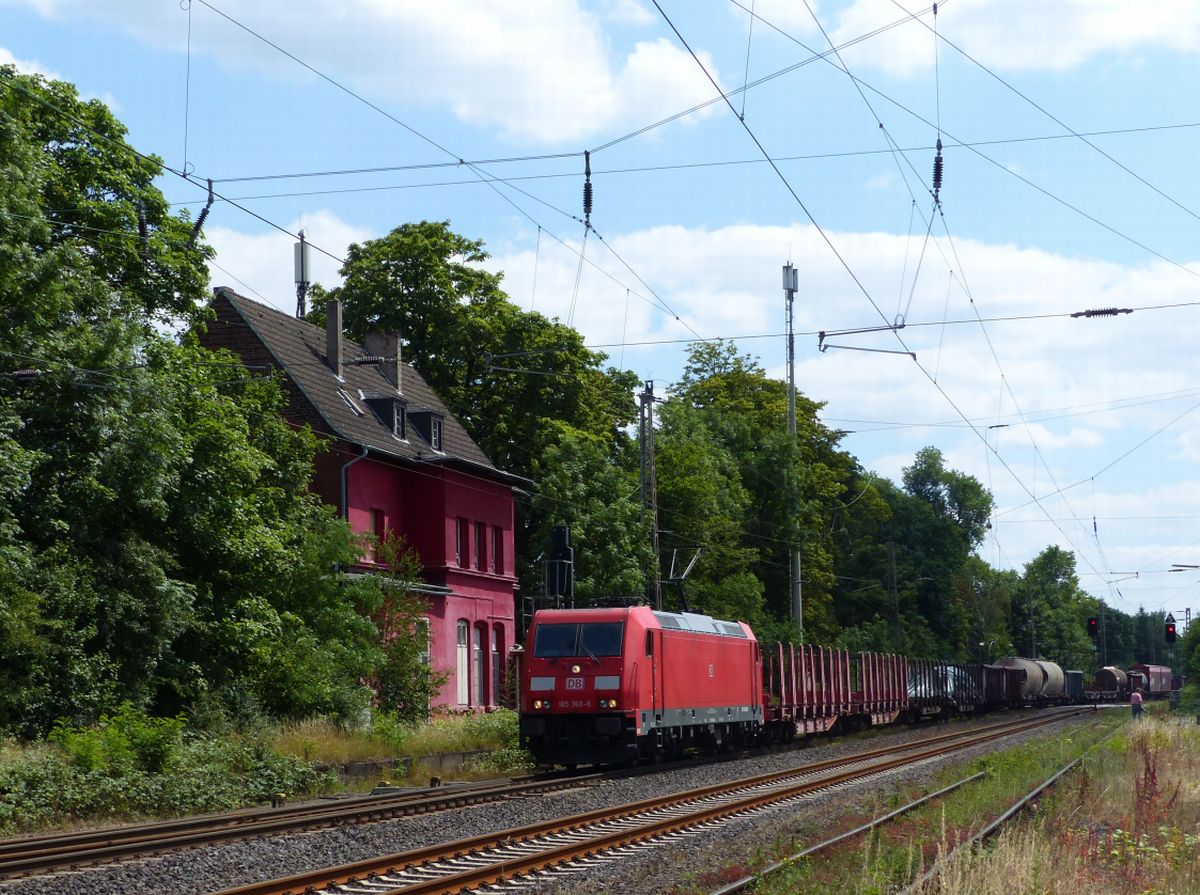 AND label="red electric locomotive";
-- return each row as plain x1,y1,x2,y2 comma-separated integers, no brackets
519,606,762,766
